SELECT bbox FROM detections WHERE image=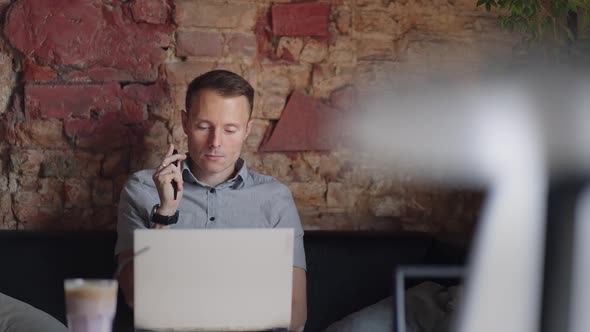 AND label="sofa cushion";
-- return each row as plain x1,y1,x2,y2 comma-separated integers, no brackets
304,232,434,332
